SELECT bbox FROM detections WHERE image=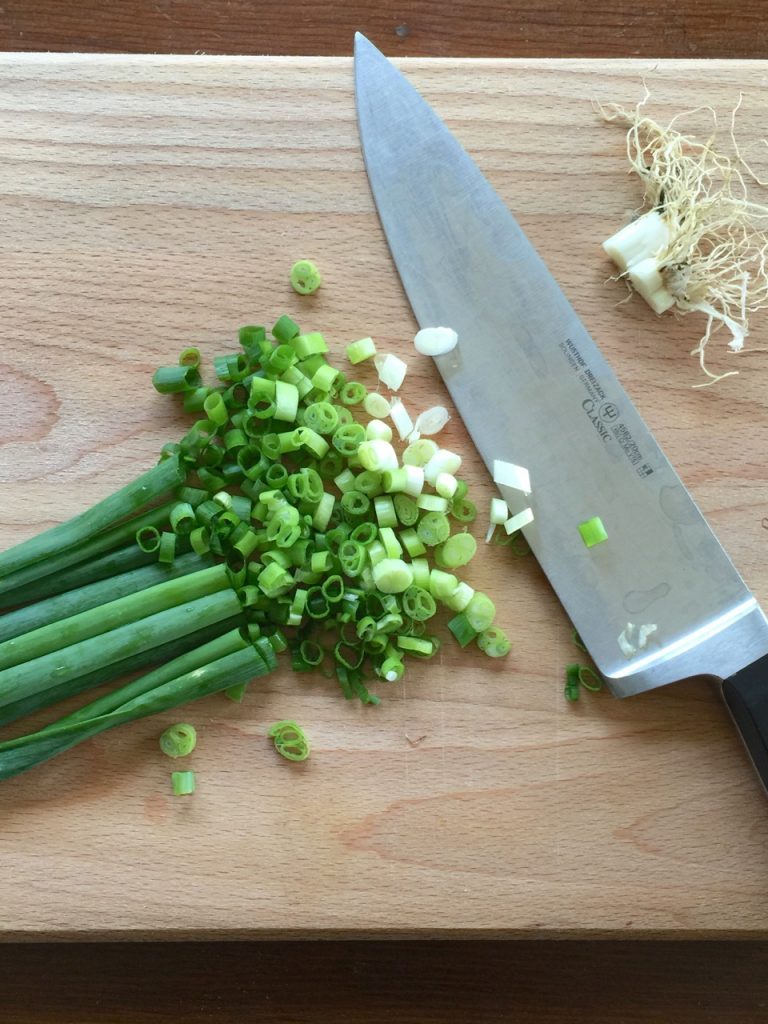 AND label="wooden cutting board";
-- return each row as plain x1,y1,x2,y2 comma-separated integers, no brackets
1,54,768,939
